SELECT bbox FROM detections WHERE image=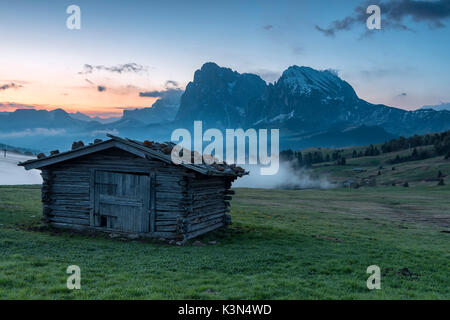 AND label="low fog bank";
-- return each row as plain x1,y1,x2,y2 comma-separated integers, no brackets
0,153,334,189
233,161,335,189
0,152,42,185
